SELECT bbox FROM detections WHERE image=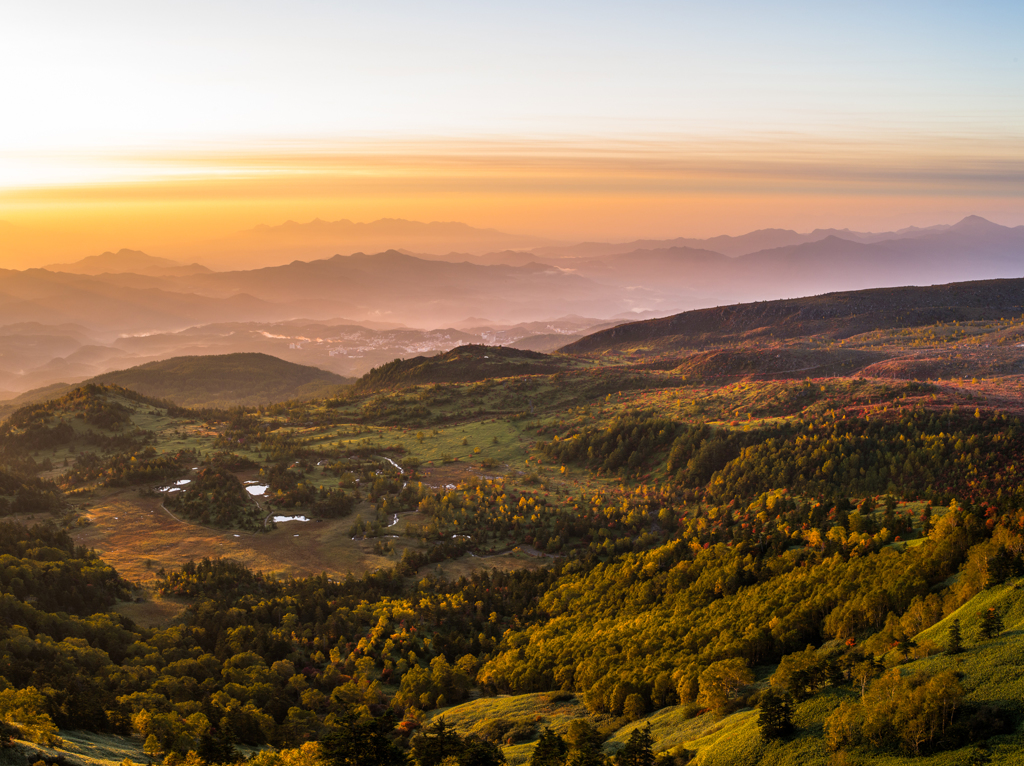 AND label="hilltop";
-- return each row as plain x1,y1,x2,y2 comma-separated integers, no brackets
86,352,350,408
44,248,212,277
562,277,1024,354
3,353,351,413
350,344,576,393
